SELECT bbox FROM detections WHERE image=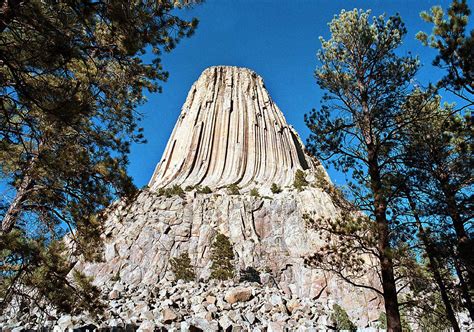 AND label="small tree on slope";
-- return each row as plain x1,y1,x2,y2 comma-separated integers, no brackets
210,234,235,280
